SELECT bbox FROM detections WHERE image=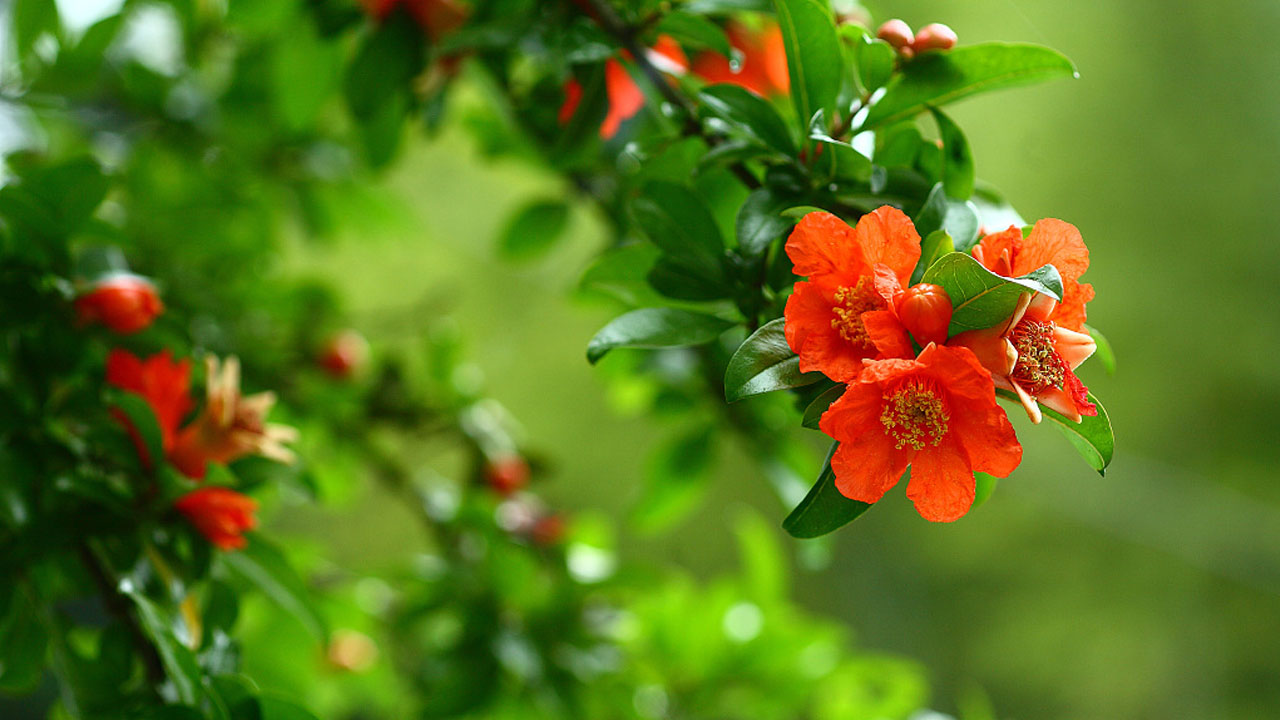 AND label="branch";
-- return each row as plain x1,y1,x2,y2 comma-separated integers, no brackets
78,544,166,689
